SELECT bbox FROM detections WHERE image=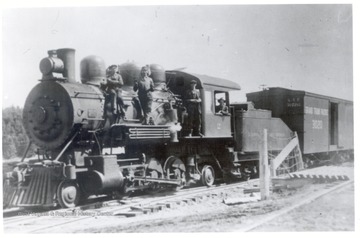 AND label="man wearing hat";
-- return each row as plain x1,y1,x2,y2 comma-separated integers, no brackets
184,79,202,136
134,65,154,125
216,97,230,116
101,65,125,123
